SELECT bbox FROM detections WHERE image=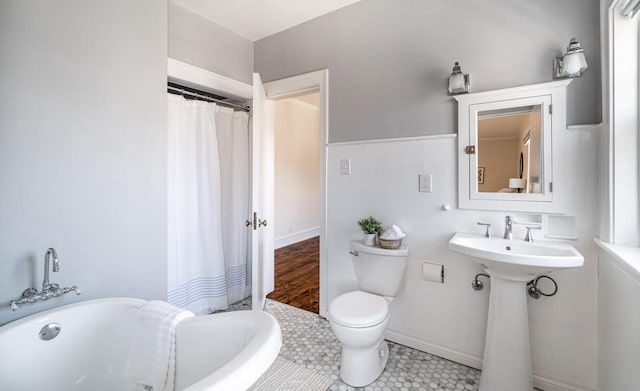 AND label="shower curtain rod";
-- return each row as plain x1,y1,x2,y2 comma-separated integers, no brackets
167,85,251,113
